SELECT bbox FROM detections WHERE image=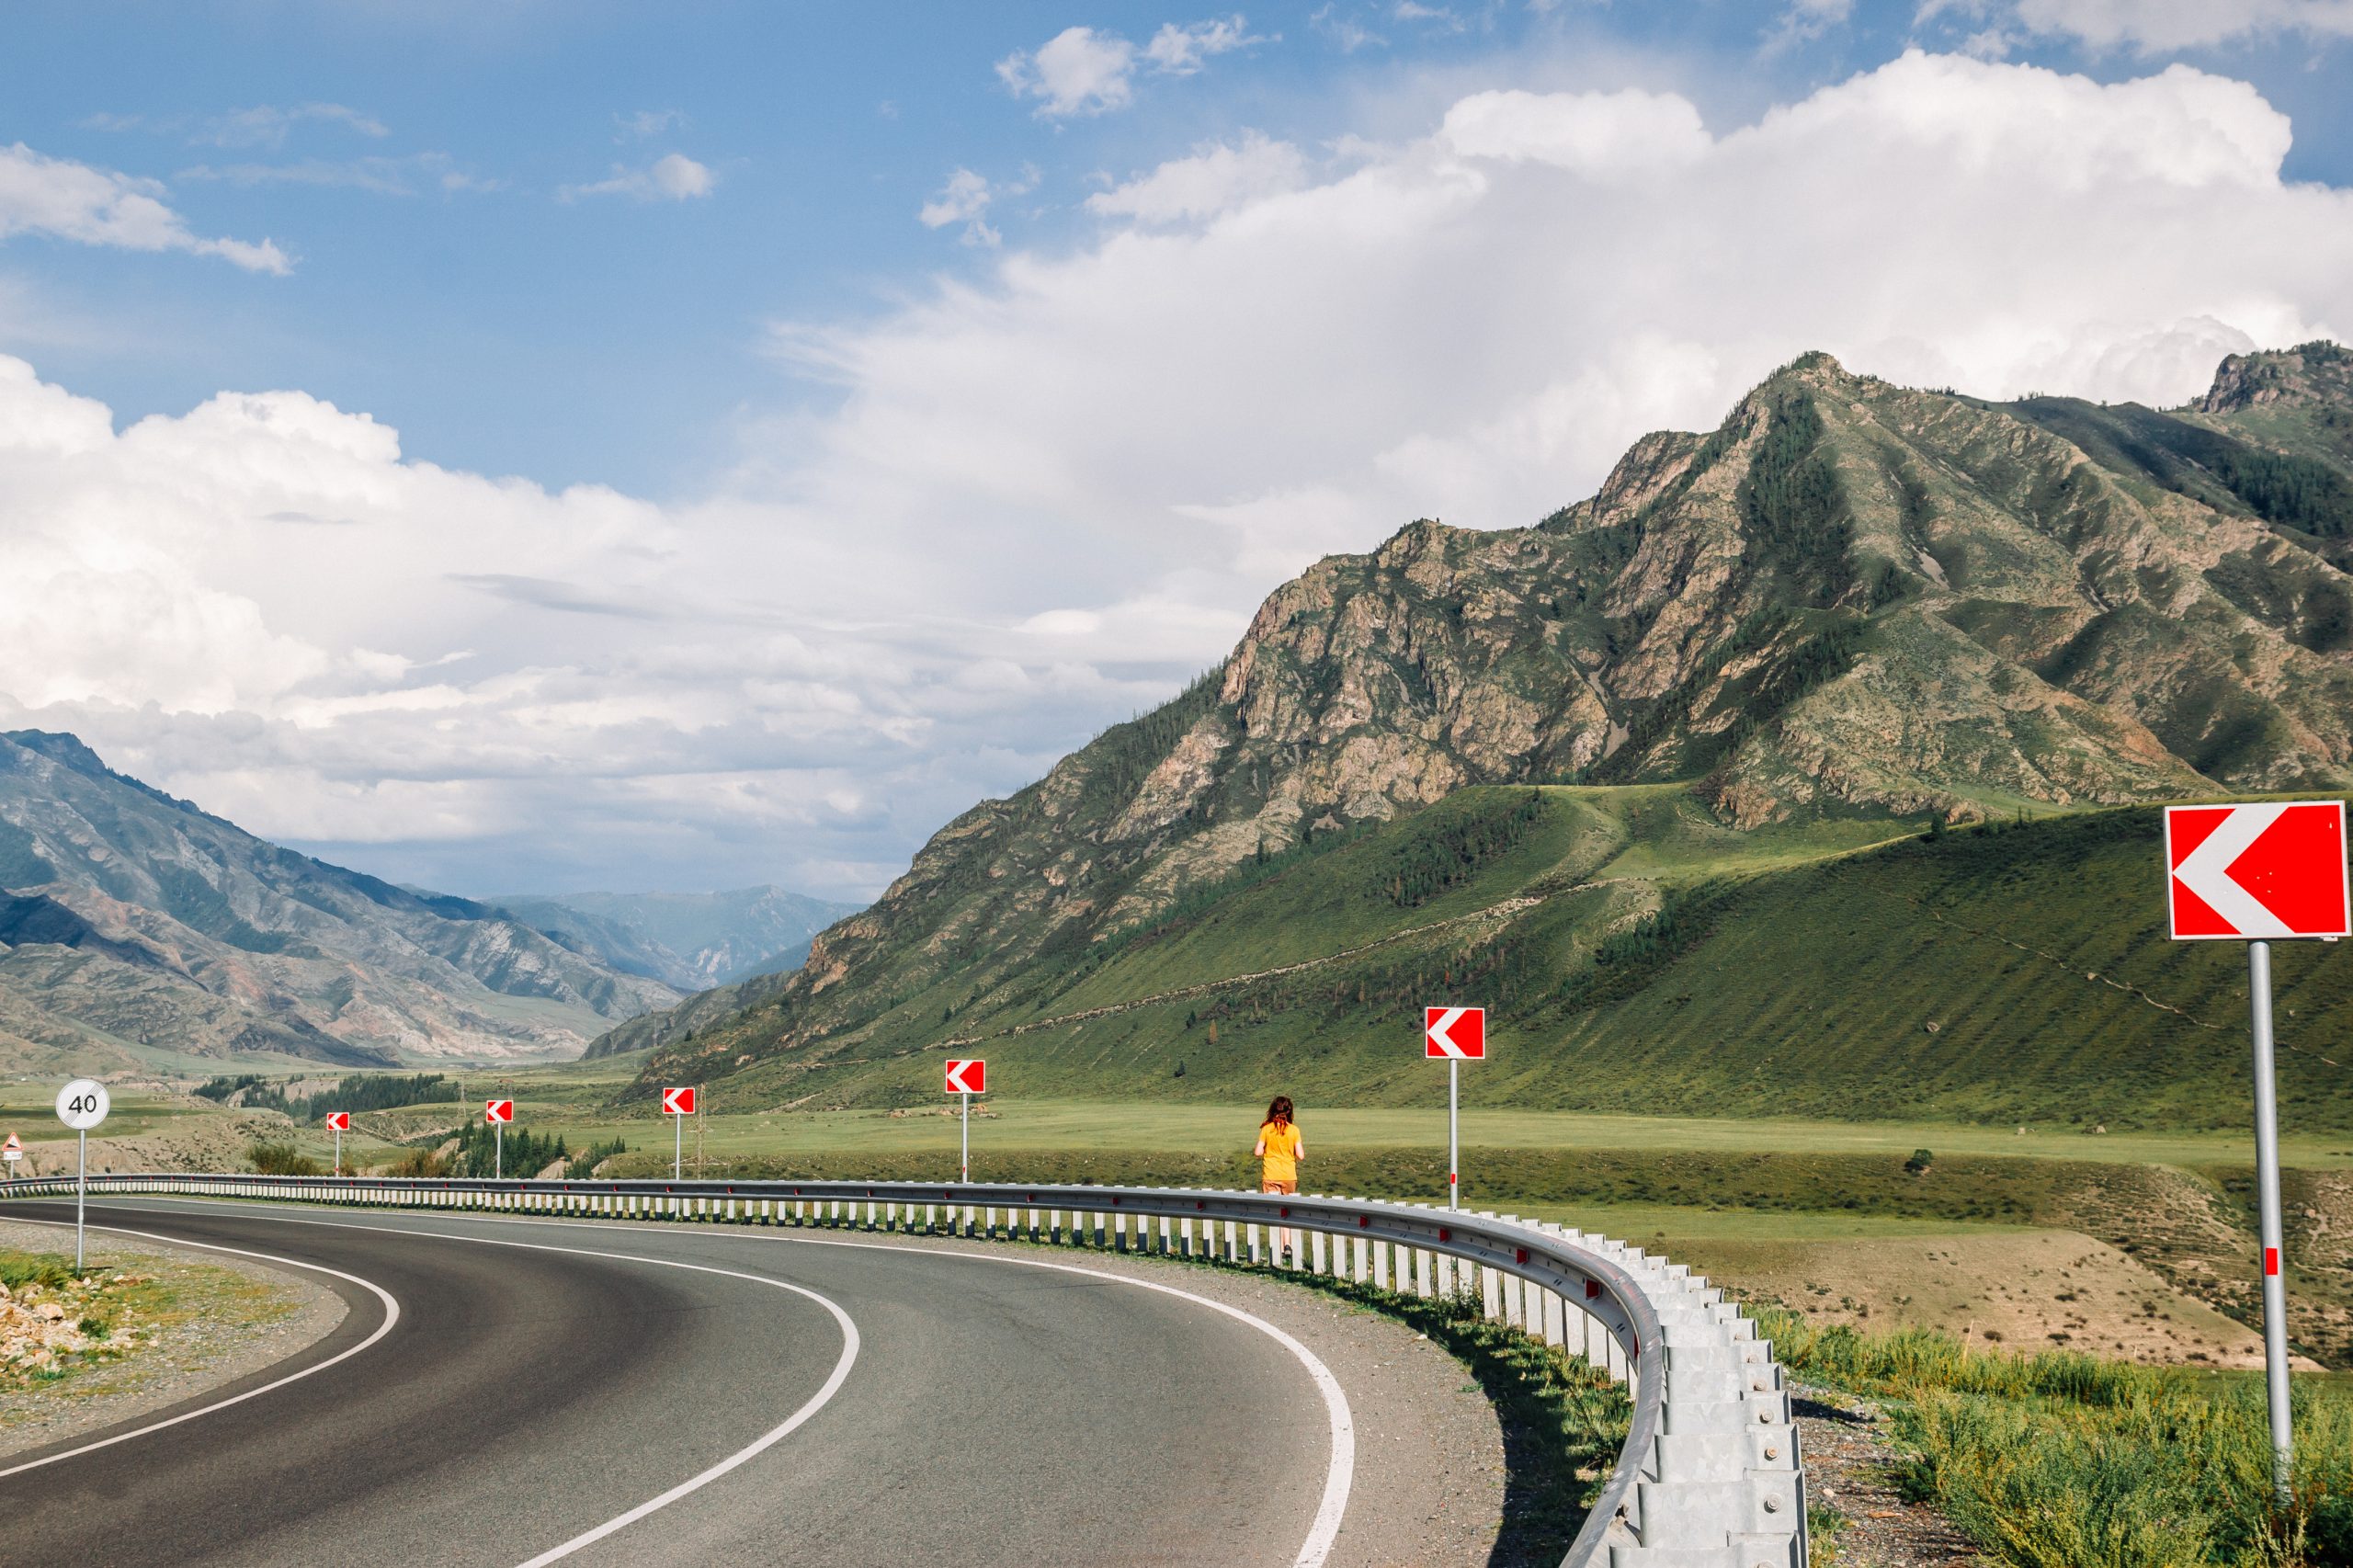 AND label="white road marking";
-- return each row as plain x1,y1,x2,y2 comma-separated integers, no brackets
84,1196,1358,1568
0,1219,402,1481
